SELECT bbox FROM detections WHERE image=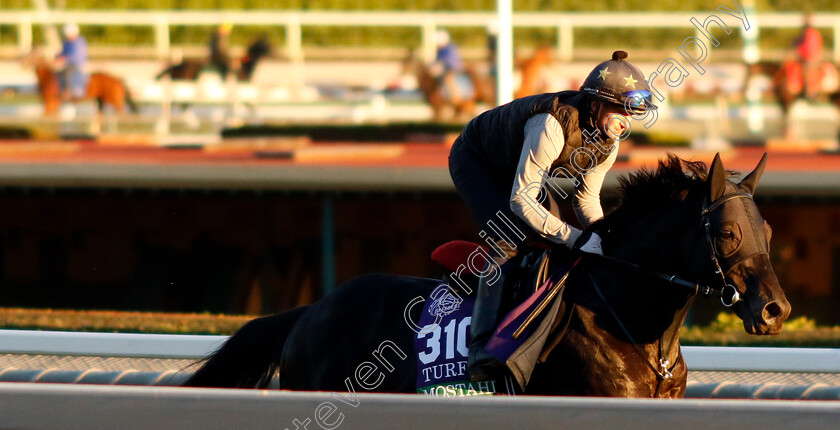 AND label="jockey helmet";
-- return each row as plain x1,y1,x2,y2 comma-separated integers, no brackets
63,23,80,38
580,50,657,115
